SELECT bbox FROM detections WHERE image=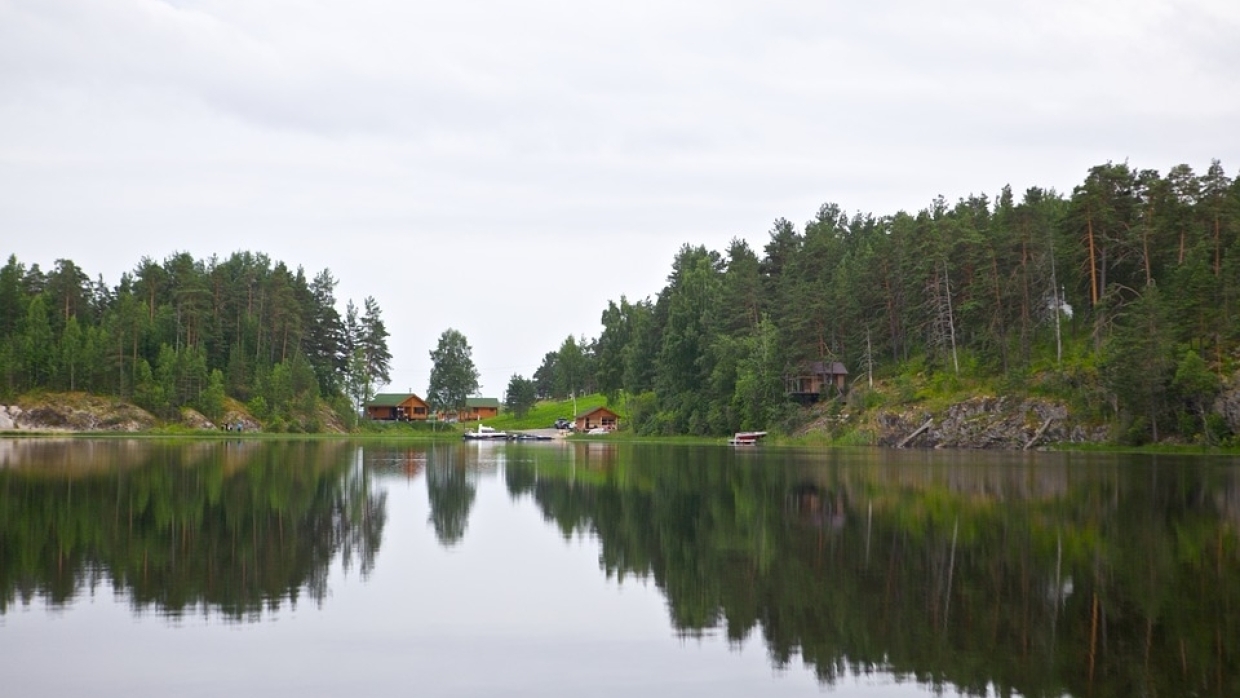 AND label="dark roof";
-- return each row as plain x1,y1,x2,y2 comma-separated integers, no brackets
806,361,848,375
367,393,425,407
465,397,501,408
576,405,621,419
